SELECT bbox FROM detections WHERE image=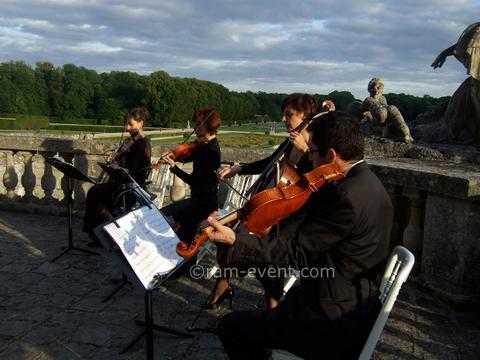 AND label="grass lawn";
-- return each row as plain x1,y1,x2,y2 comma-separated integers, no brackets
150,133,285,148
